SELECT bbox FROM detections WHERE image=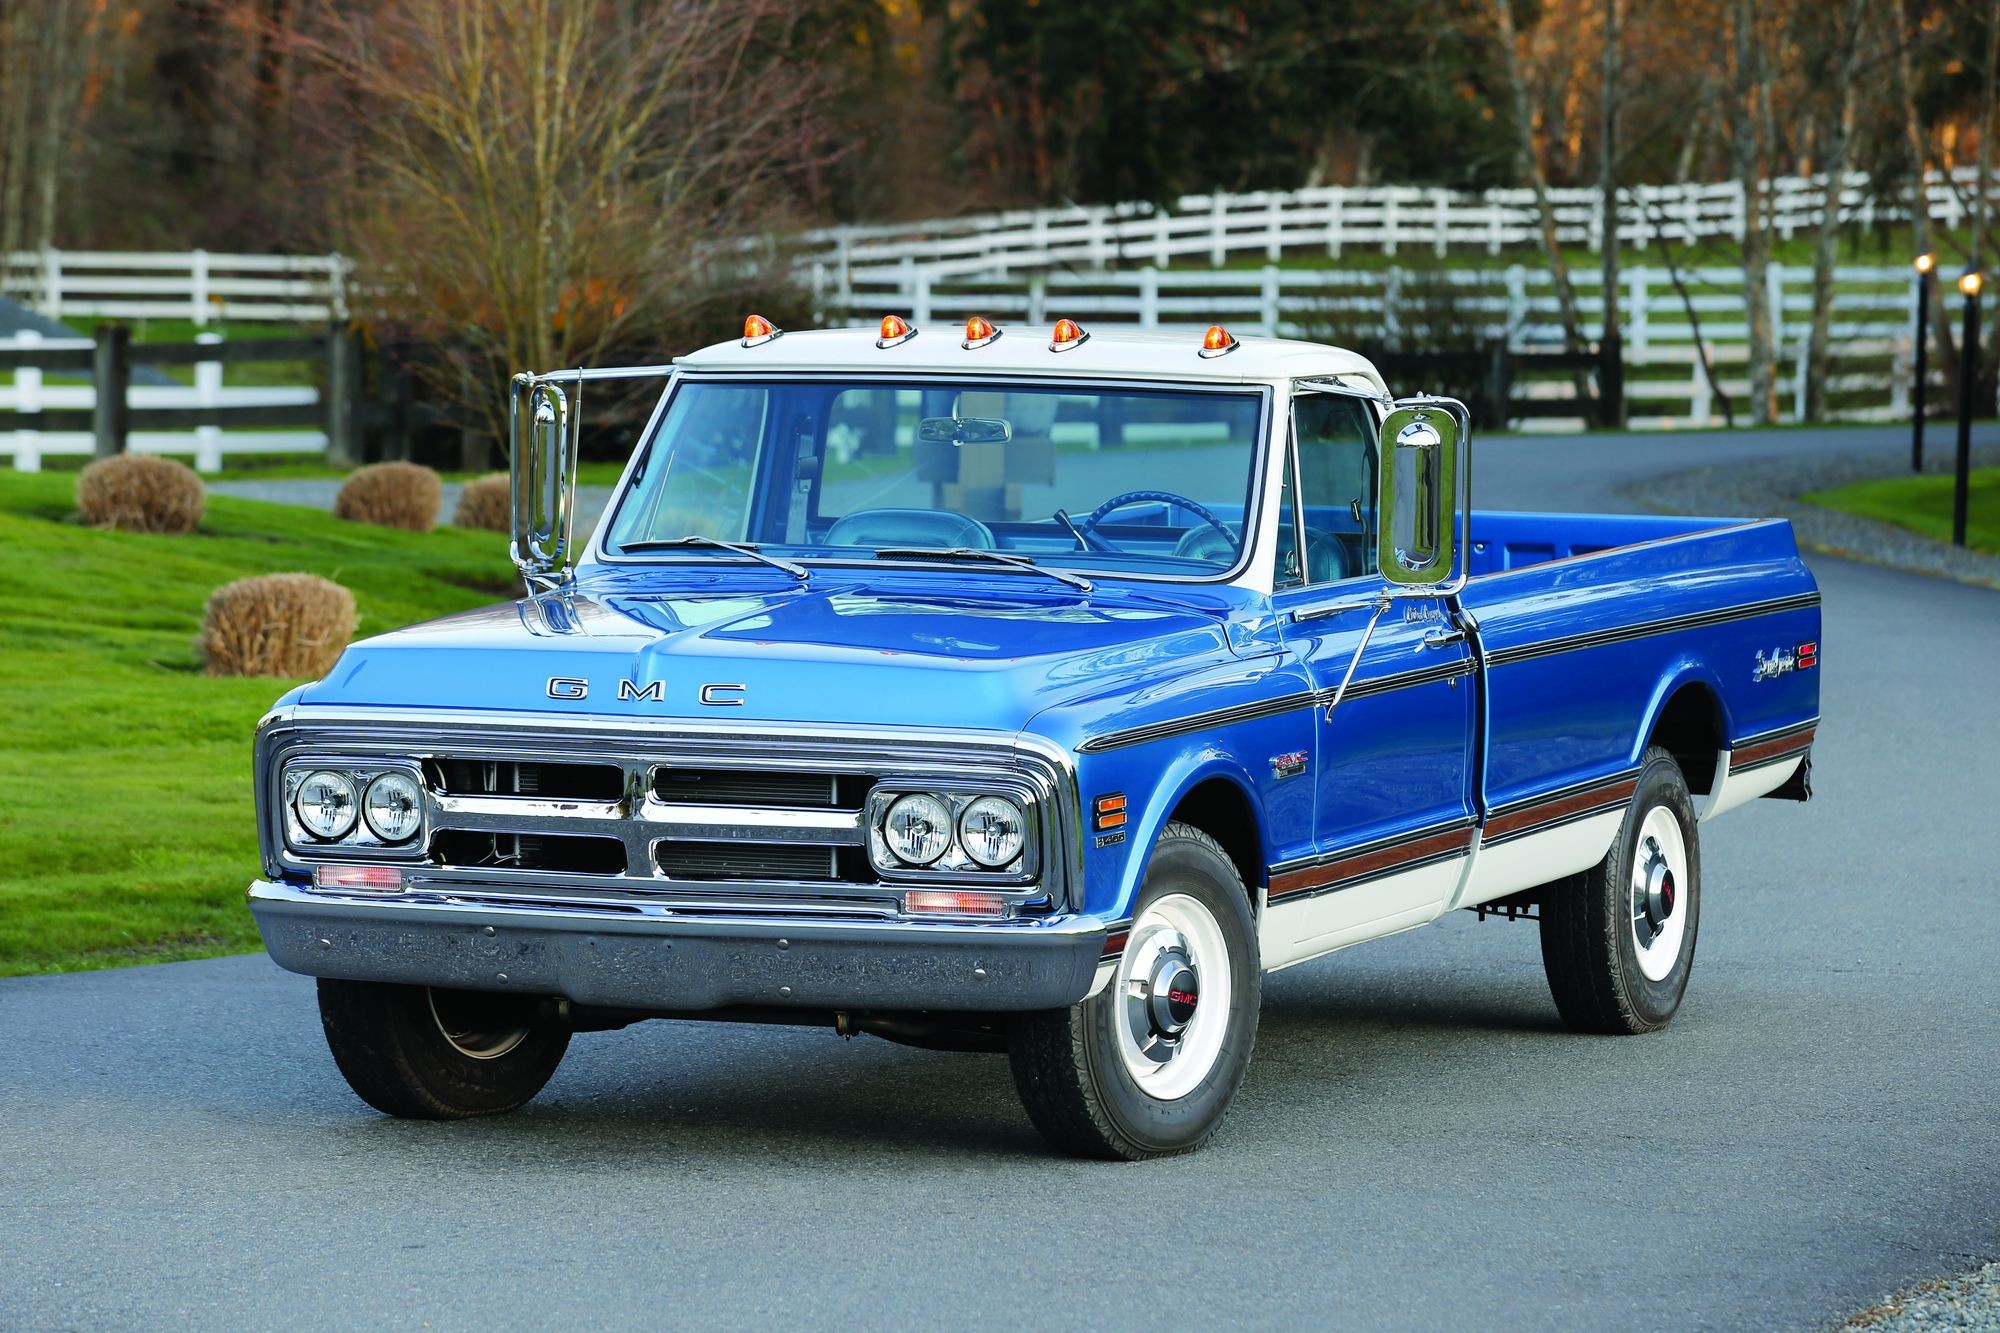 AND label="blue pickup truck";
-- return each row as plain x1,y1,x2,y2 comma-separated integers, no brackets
249,317,1820,1159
